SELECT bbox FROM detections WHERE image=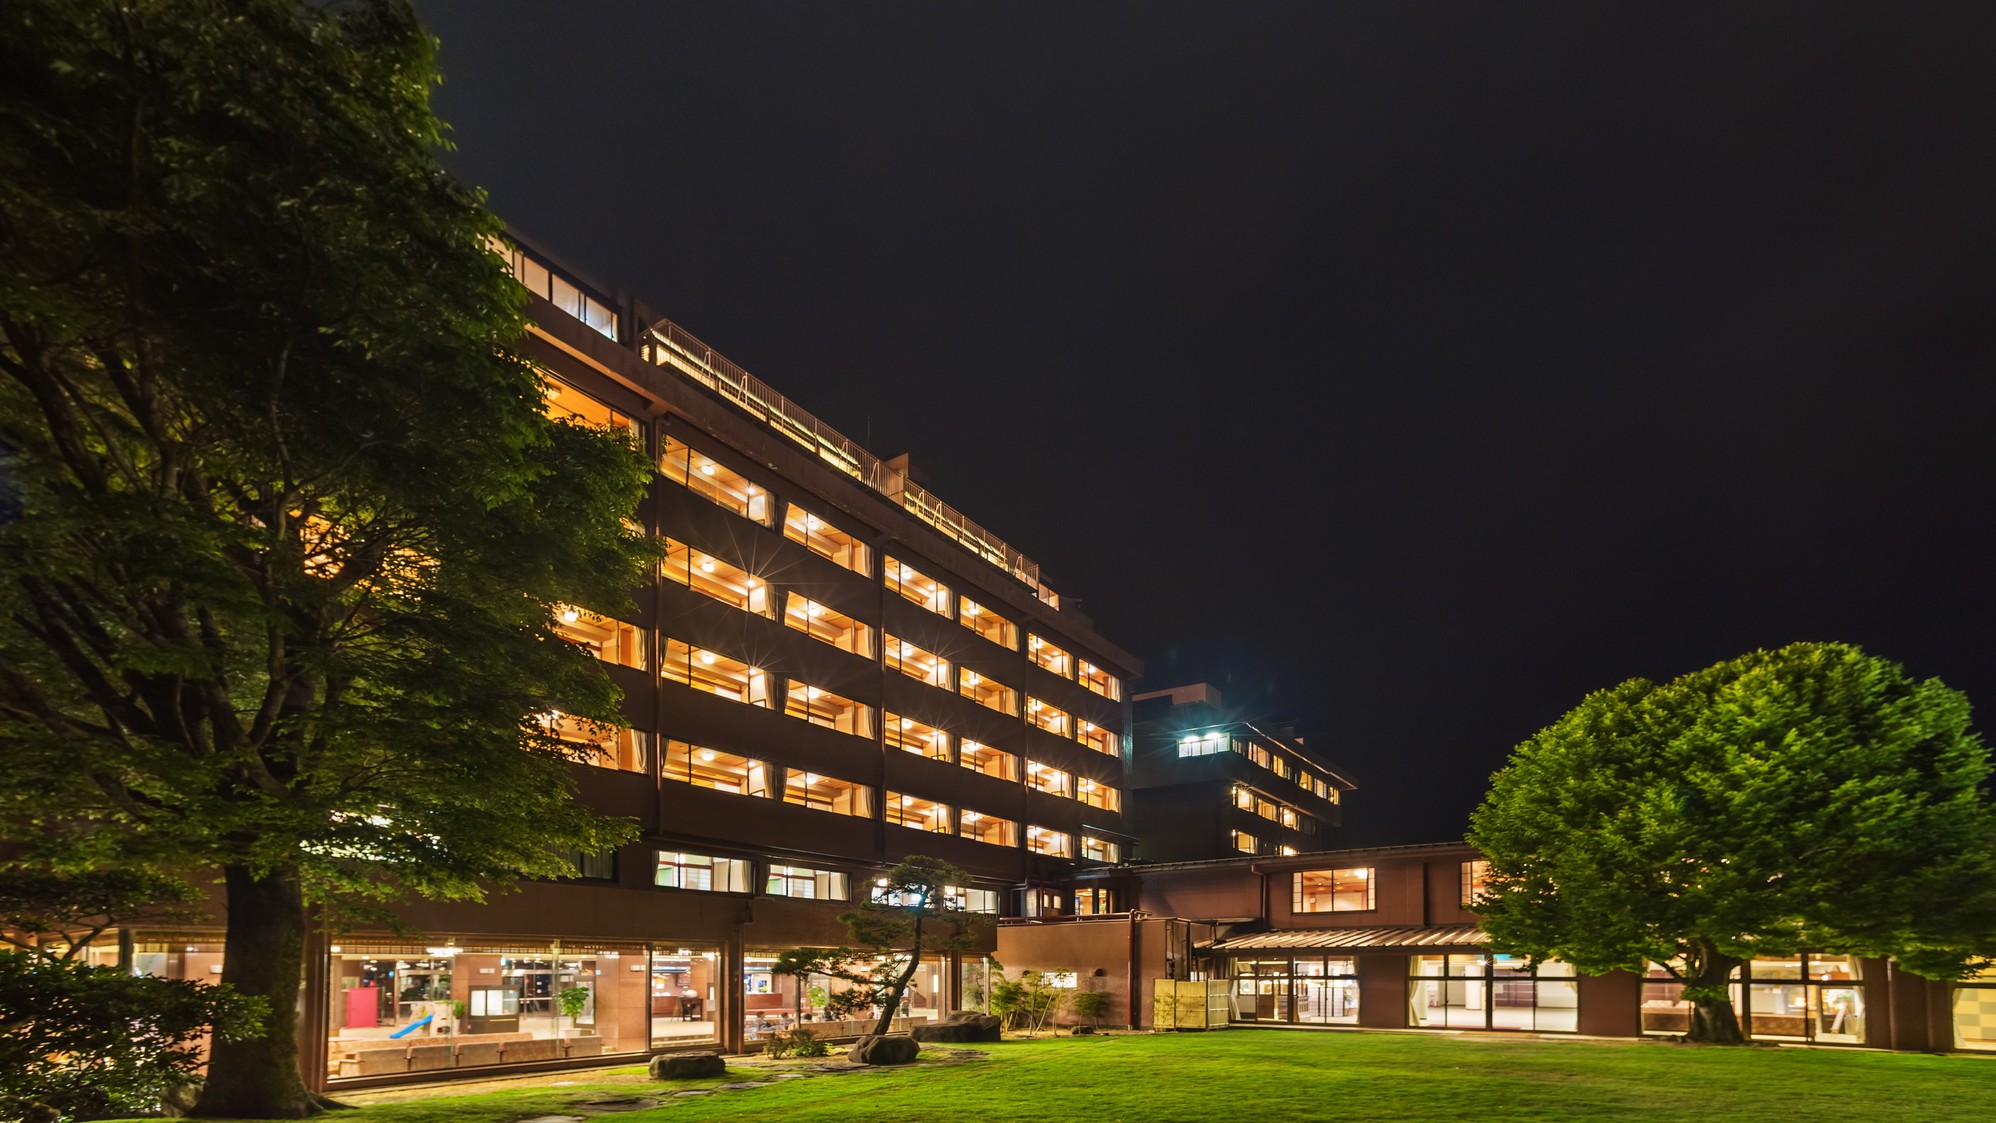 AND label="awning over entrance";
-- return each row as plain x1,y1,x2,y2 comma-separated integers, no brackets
1205,925,1488,952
